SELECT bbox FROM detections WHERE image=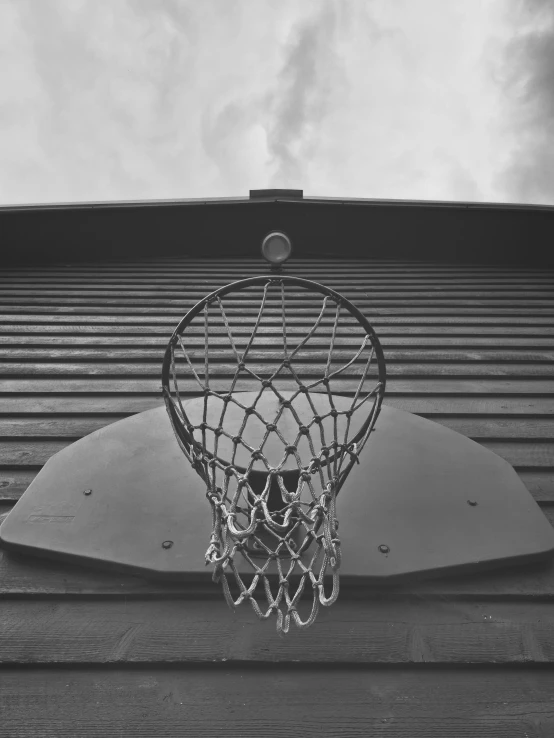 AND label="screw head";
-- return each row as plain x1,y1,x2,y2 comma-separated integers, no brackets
83,489,92,496
378,544,390,554
162,540,173,549
467,499,478,507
